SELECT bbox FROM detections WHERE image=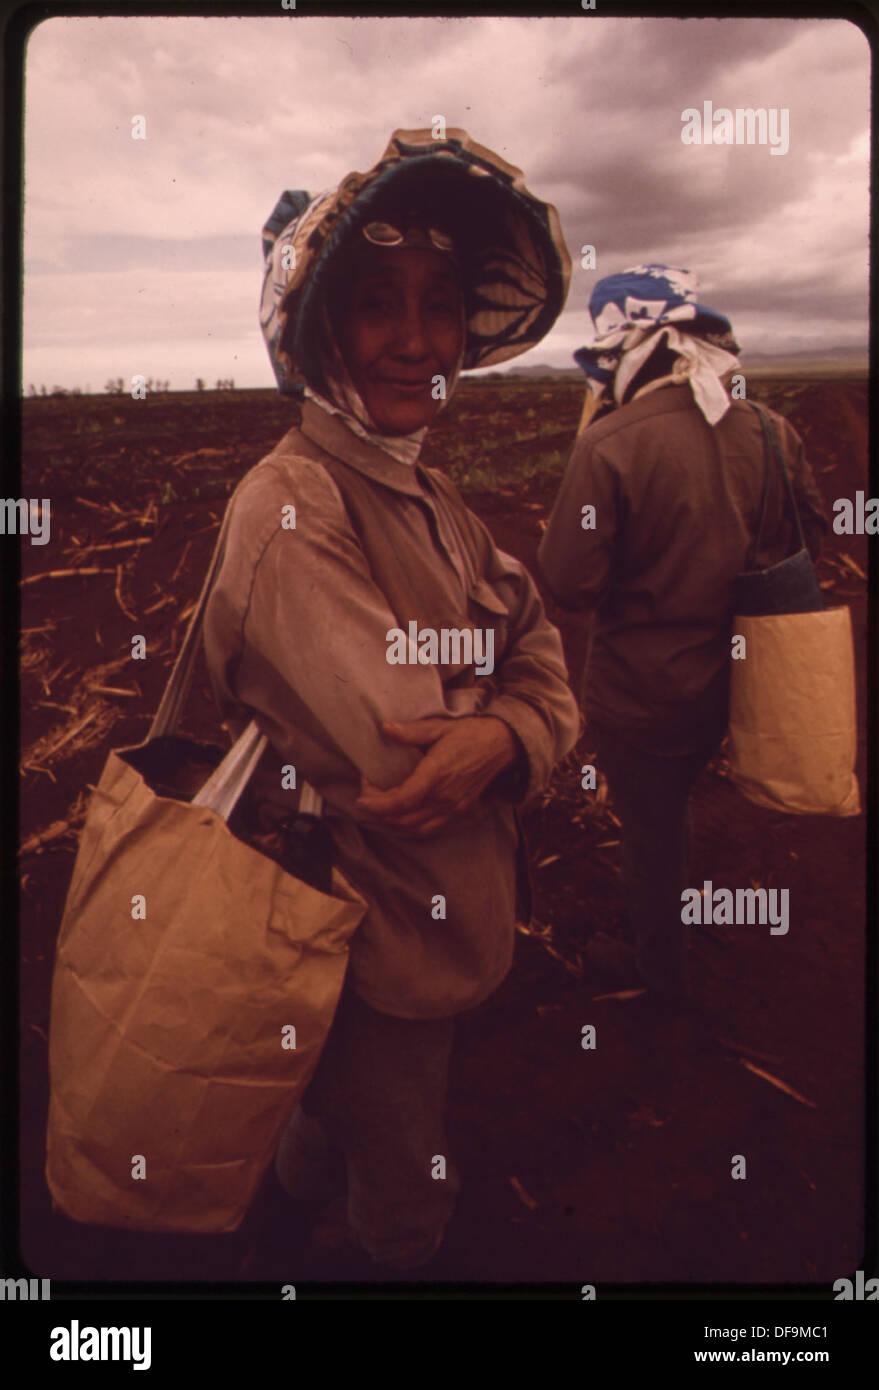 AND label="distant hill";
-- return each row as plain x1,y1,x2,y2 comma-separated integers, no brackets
502,364,582,379
737,348,868,377
492,348,868,381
